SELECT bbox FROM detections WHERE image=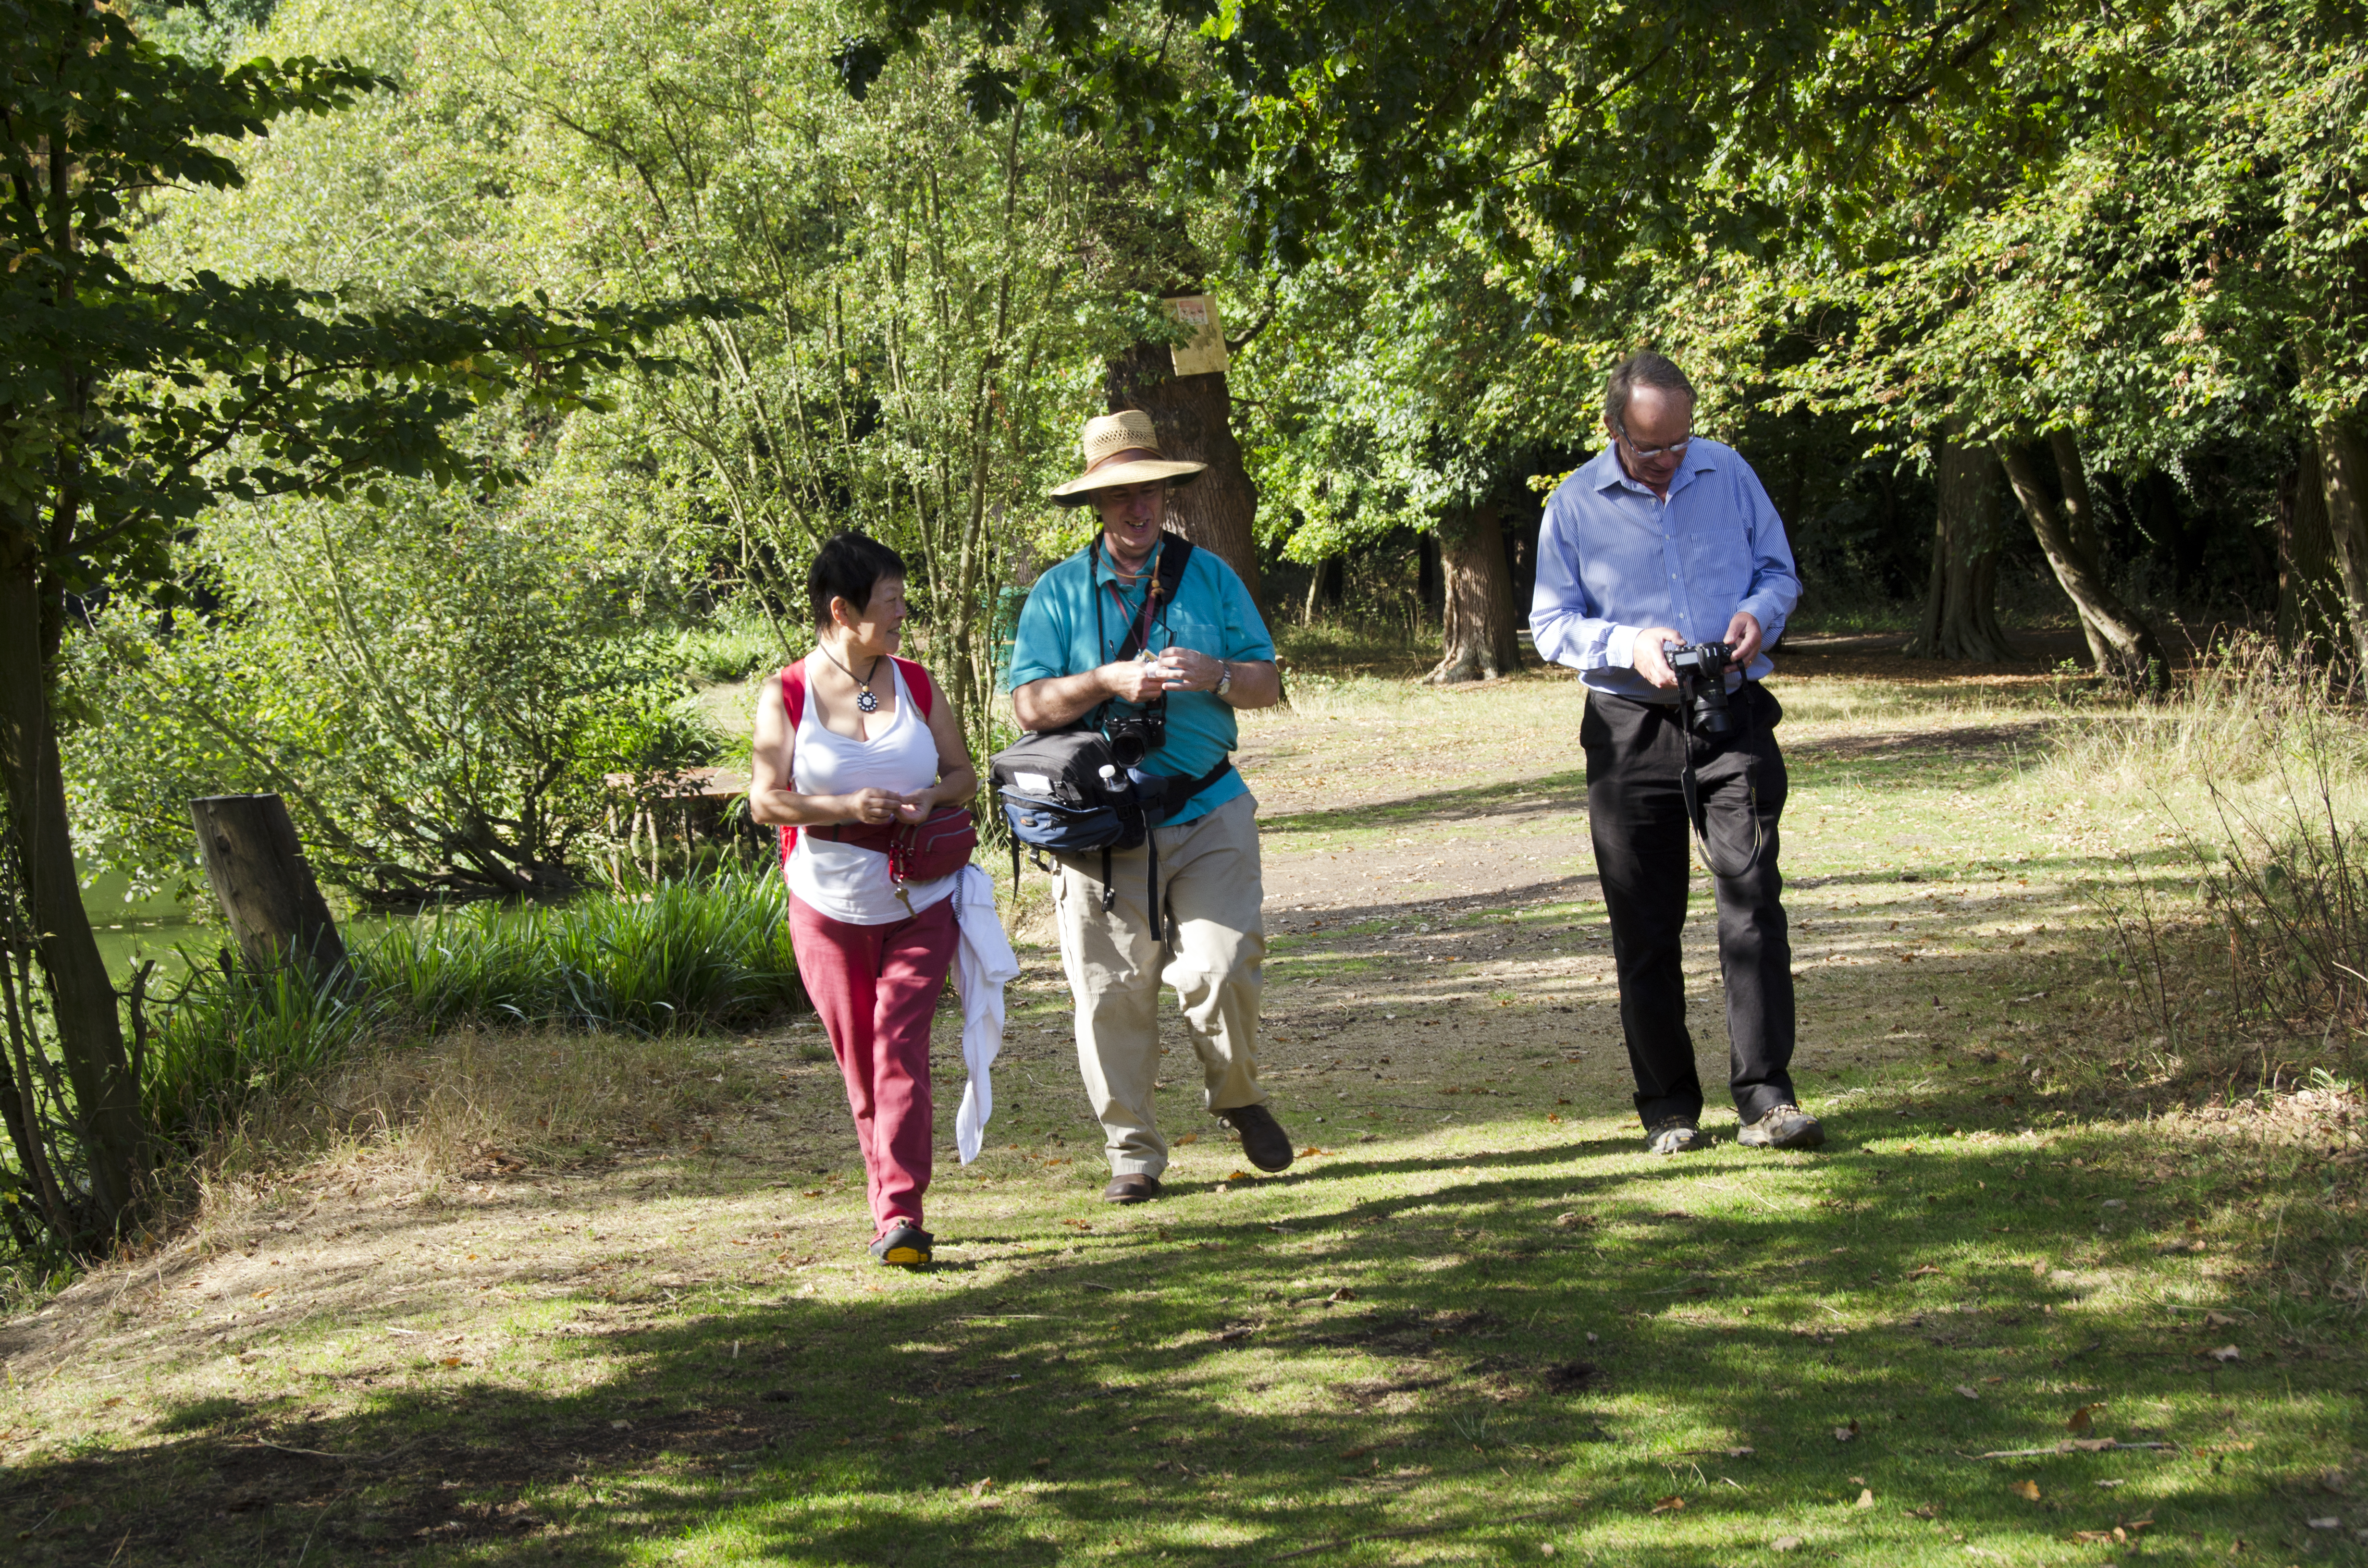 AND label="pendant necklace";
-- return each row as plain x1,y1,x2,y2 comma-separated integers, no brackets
822,645,885,713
